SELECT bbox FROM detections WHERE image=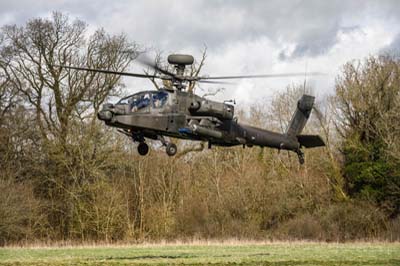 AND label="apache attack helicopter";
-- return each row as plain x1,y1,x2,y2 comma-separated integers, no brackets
60,54,325,164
